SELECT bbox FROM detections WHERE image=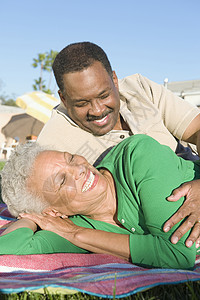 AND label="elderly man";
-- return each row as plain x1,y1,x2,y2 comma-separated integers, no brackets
37,42,200,248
